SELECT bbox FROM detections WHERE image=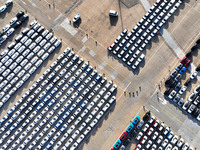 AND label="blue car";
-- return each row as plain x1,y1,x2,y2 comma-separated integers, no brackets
50,88,58,96
179,66,186,74
126,123,134,133
132,115,140,125
113,139,121,149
